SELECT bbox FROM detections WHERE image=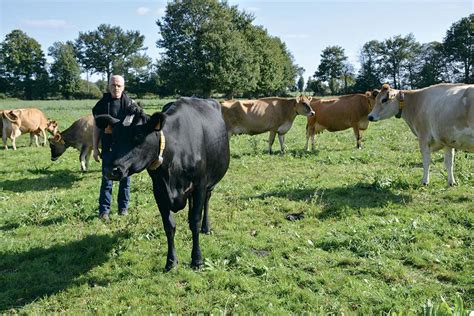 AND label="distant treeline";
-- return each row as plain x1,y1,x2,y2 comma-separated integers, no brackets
0,0,471,100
